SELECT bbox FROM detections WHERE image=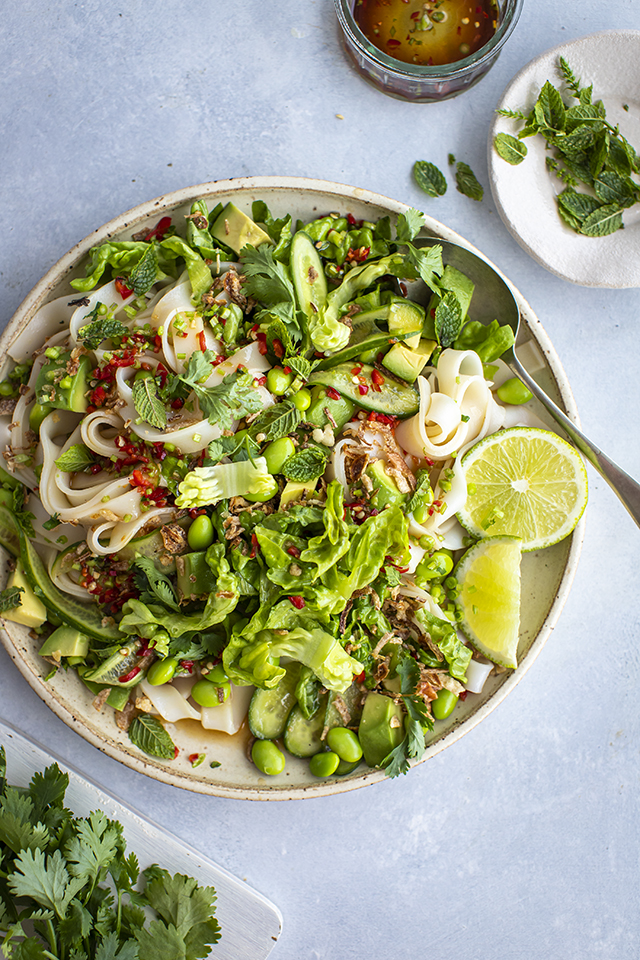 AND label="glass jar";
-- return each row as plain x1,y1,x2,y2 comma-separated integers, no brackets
334,0,524,103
